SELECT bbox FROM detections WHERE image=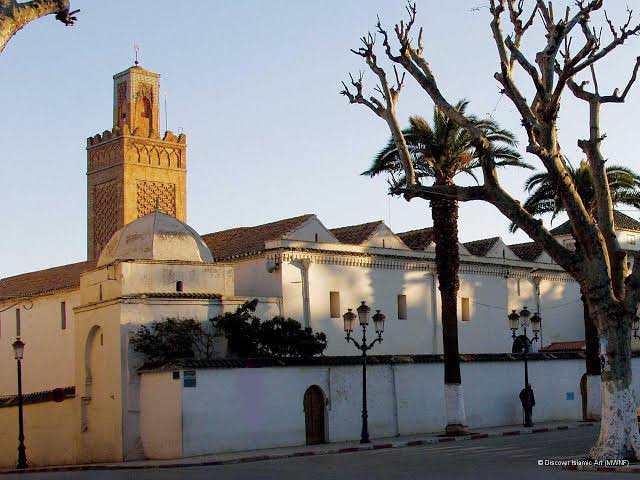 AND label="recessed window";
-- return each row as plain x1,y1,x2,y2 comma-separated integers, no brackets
60,301,67,330
176,281,183,292
461,298,470,322
315,233,319,242
15,309,20,336
100,333,104,346
397,294,407,320
329,292,340,318
628,234,636,245
98,284,103,301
